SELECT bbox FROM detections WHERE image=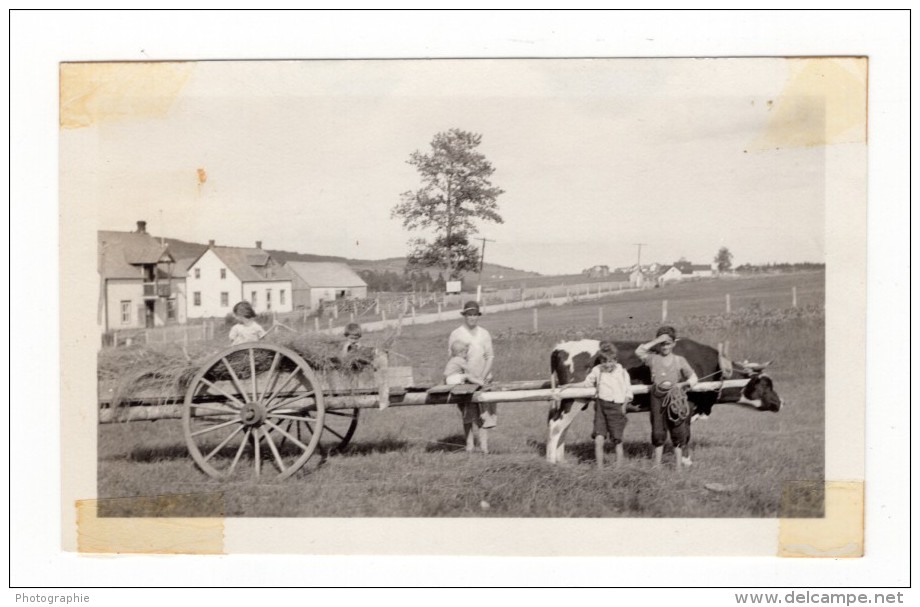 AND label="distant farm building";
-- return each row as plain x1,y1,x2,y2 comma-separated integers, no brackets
285,262,368,310
659,262,716,284
186,241,293,318
98,221,187,331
